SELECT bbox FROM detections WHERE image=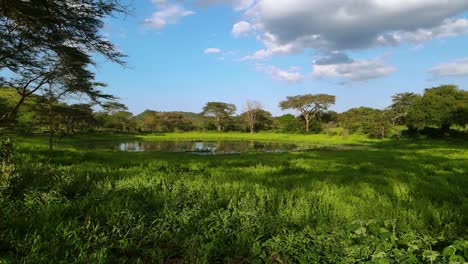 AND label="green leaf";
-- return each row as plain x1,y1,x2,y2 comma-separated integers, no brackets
448,255,465,263
443,246,457,257
347,223,360,233
401,254,419,264
355,227,367,236
368,224,380,236
422,250,439,262
379,232,392,240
